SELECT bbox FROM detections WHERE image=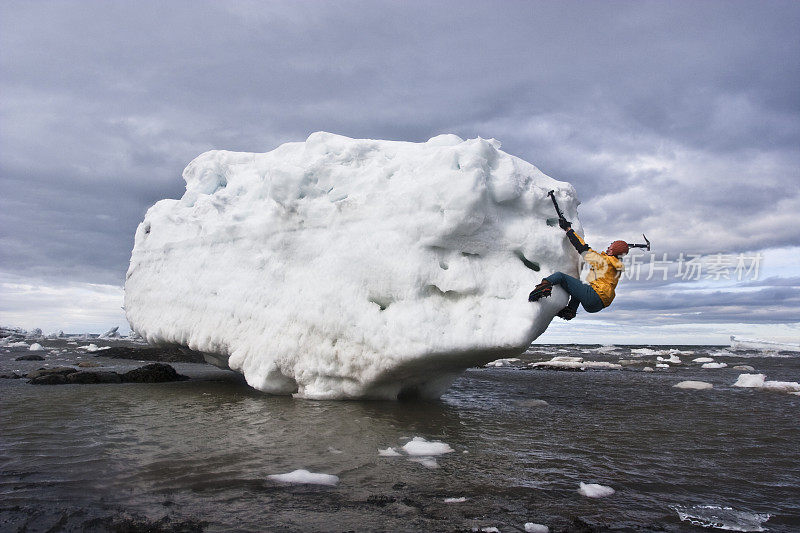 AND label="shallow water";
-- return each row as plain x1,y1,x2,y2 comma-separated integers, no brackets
1,341,799,532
